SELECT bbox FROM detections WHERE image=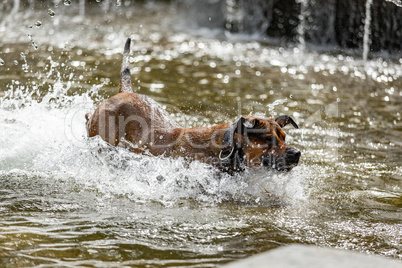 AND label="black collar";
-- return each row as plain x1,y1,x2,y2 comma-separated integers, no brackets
219,121,245,172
